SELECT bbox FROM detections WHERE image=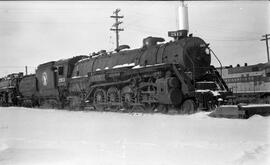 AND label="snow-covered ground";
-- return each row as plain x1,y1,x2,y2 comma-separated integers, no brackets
0,107,269,165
